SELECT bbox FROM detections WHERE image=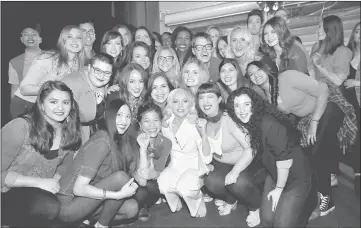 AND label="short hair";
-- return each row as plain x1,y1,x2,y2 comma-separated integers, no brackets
192,32,212,47
274,8,289,19
79,20,94,28
171,26,193,50
162,32,172,36
247,9,264,25
22,22,41,35
90,53,114,66
180,57,210,90
167,88,195,108
137,101,164,123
